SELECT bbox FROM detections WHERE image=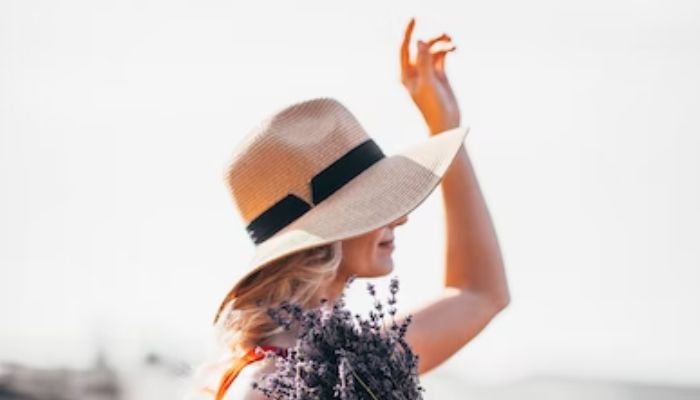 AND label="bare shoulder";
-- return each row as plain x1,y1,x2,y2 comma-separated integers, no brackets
222,356,278,400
